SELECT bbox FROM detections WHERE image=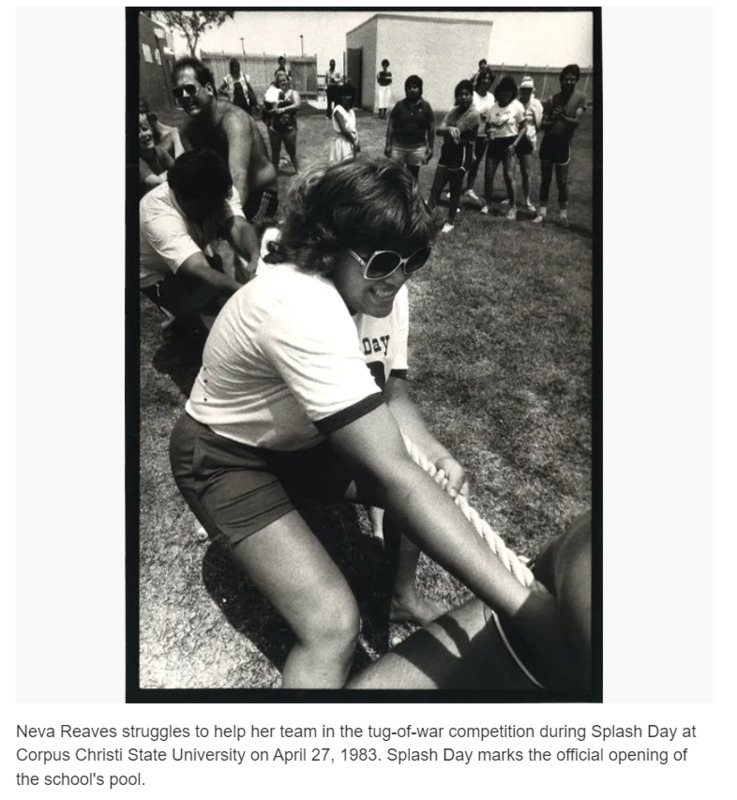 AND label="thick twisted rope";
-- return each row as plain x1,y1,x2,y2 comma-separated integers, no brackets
402,435,535,587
